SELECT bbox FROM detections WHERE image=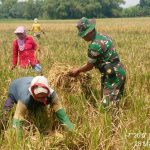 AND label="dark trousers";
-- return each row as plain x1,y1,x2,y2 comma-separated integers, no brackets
3,97,15,111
